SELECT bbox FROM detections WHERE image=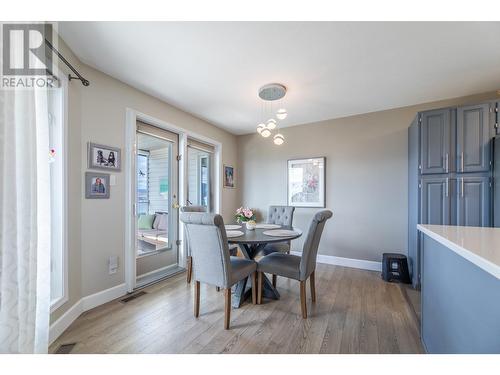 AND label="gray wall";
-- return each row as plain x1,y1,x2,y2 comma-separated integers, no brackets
237,92,499,262
51,37,240,323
